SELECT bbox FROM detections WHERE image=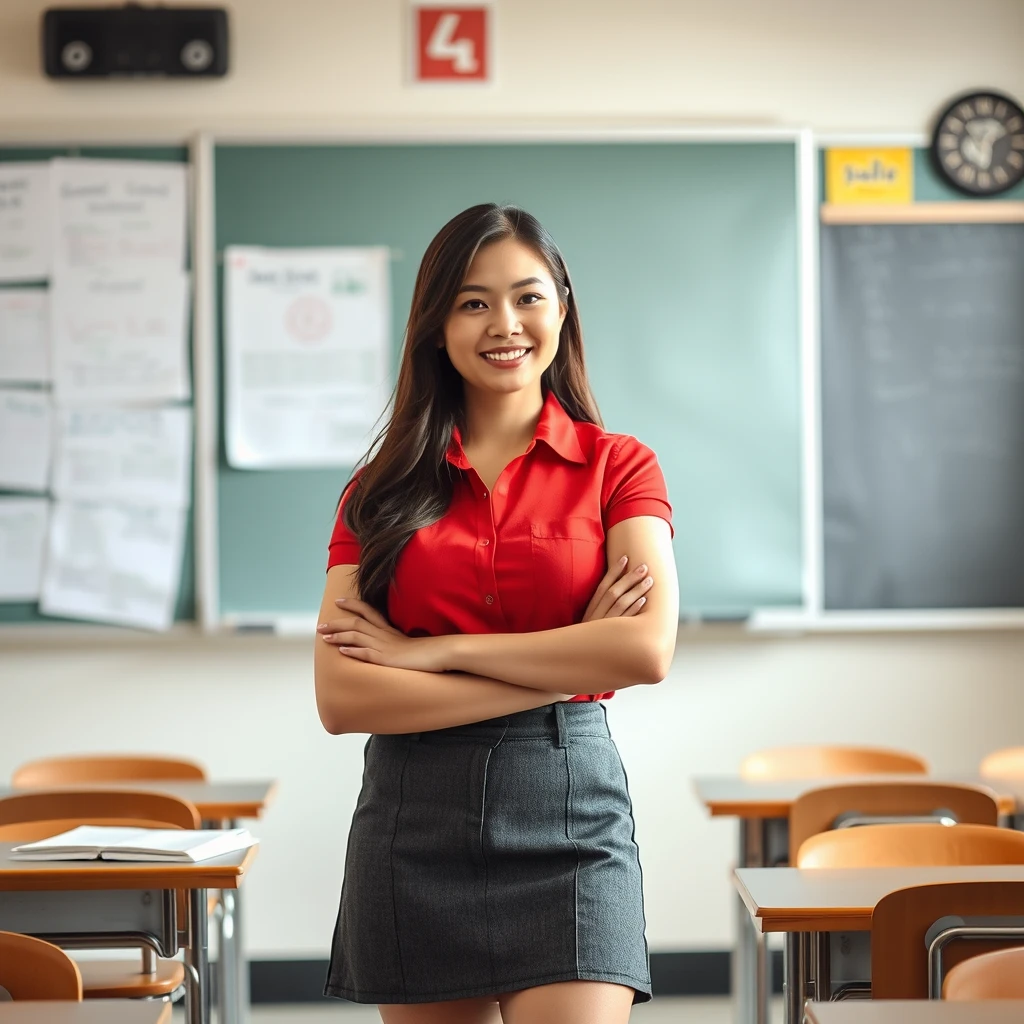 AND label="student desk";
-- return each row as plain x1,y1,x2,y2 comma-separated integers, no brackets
0,1003,171,1024
804,1003,1024,1024
734,865,1024,1024
693,775,1020,1024
0,780,276,1024
0,841,258,1024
